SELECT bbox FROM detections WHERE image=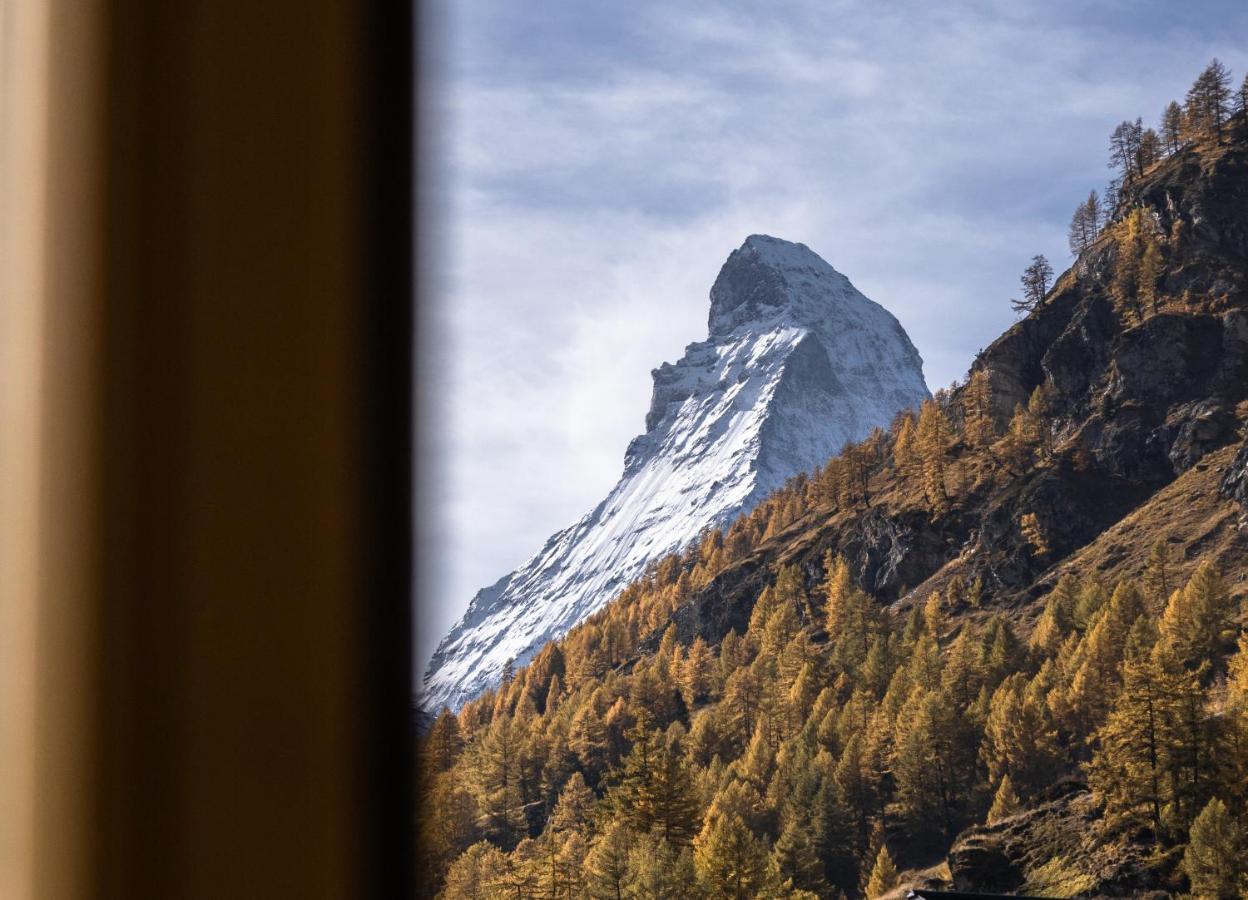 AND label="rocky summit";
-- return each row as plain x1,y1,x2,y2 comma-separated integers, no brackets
421,235,929,713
